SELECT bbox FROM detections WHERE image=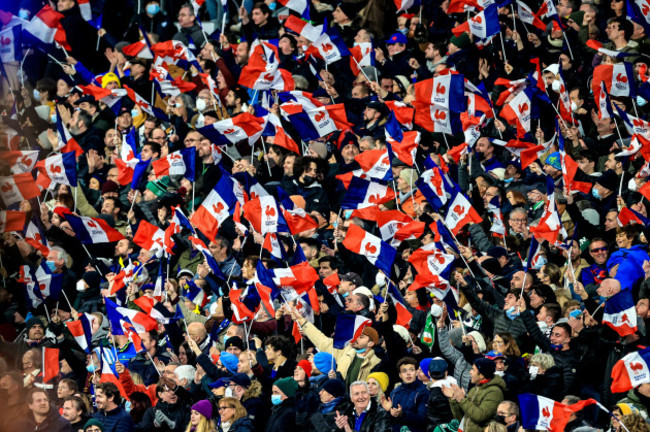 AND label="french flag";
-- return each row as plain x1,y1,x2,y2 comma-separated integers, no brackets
133,220,169,256
238,42,295,91
416,166,452,211
65,313,96,353
558,123,592,194
43,347,60,384
414,74,466,113
158,77,197,97
350,42,375,77
413,104,462,134
190,175,239,242
452,5,500,39
278,0,310,18
109,261,137,295
233,170,268,202
444,190,482,235
270,261,320,293
618,207,650,227
592,62,636,98
385,100,414,129
280,102,352,141
165,206,195,247
263,233,286,261
64,214,125,244
263,114,300,154
122,40,154,59
586,40,632,59
323,273,341,296
355,148,393,181
189,236,227,280
529,177,562,244
611,346,650,393
526,236,544,270
395,0,420,12
243,195,290,235
105,297,158,334
487,196,506,237
603,289,638,337
499,87,534,137
133,296,183,324
333,314,373,349
409,245,455,281
516,0,546,30
392,220,426,247
385,113,419,166
615,104,650,138
341,176,395,209
123,84,169,121
276,187,318,235
519,394,573,432
23,5,70,50
390,293,414,329
98,346,130,400
1,150,39,174
305,27,350,65
35,152,77,187
342,224,396,276
596,82,614,120
230,287,256,323
284,15,323,41
0,210,26,233
0,173,40,207
199,112,264,146
151,148,196,181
